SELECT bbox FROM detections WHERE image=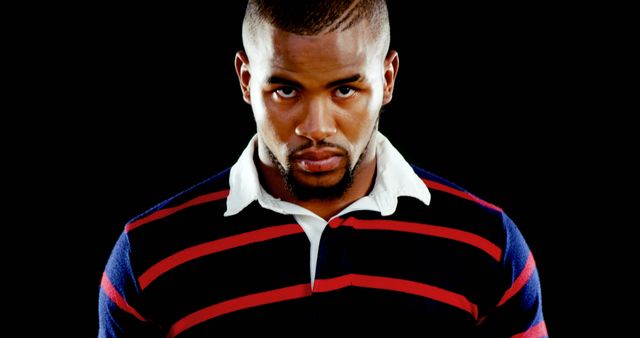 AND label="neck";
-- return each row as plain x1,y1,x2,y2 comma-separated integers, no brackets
257,151,377,221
